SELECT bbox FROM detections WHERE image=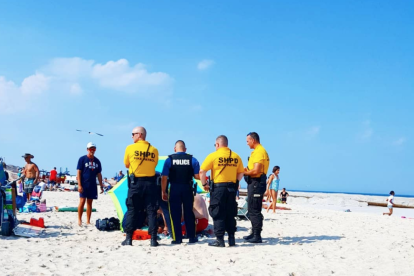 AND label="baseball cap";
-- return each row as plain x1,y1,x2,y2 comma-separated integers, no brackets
87,142,96,149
